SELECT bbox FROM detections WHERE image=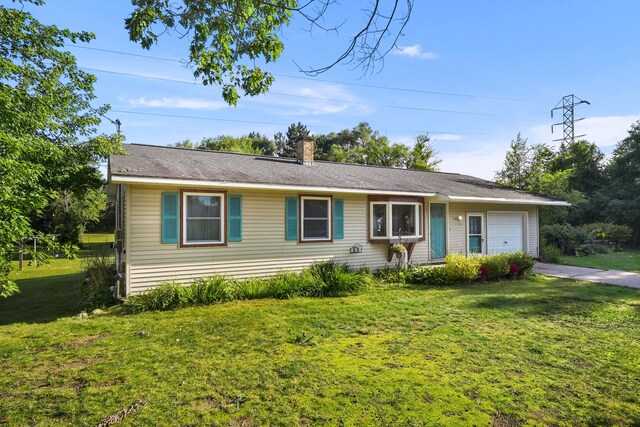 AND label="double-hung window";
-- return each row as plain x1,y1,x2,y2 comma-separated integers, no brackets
182,191,225,245
301,196,332,241
370,200,423,240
